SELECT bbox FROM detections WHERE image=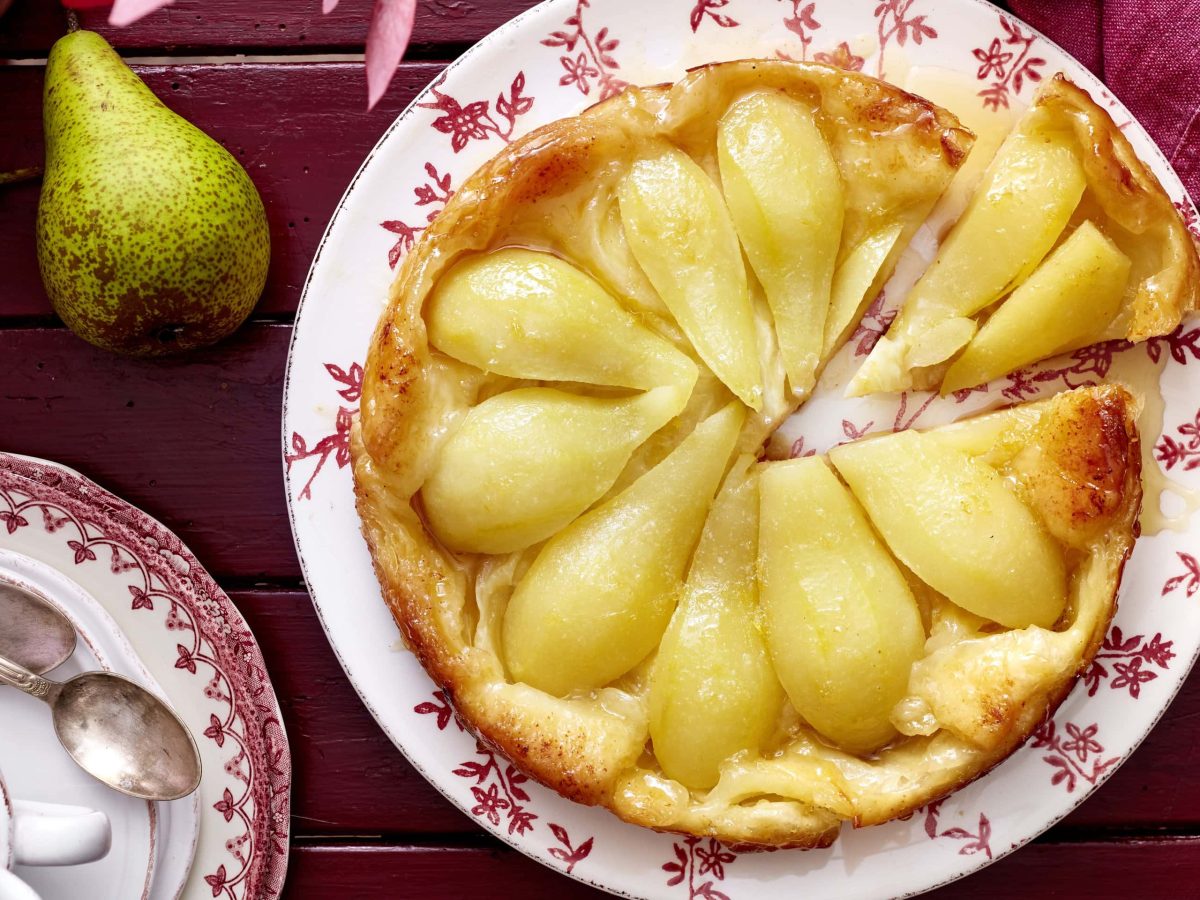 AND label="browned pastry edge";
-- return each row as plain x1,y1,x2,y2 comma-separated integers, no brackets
1030,74,1199,338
